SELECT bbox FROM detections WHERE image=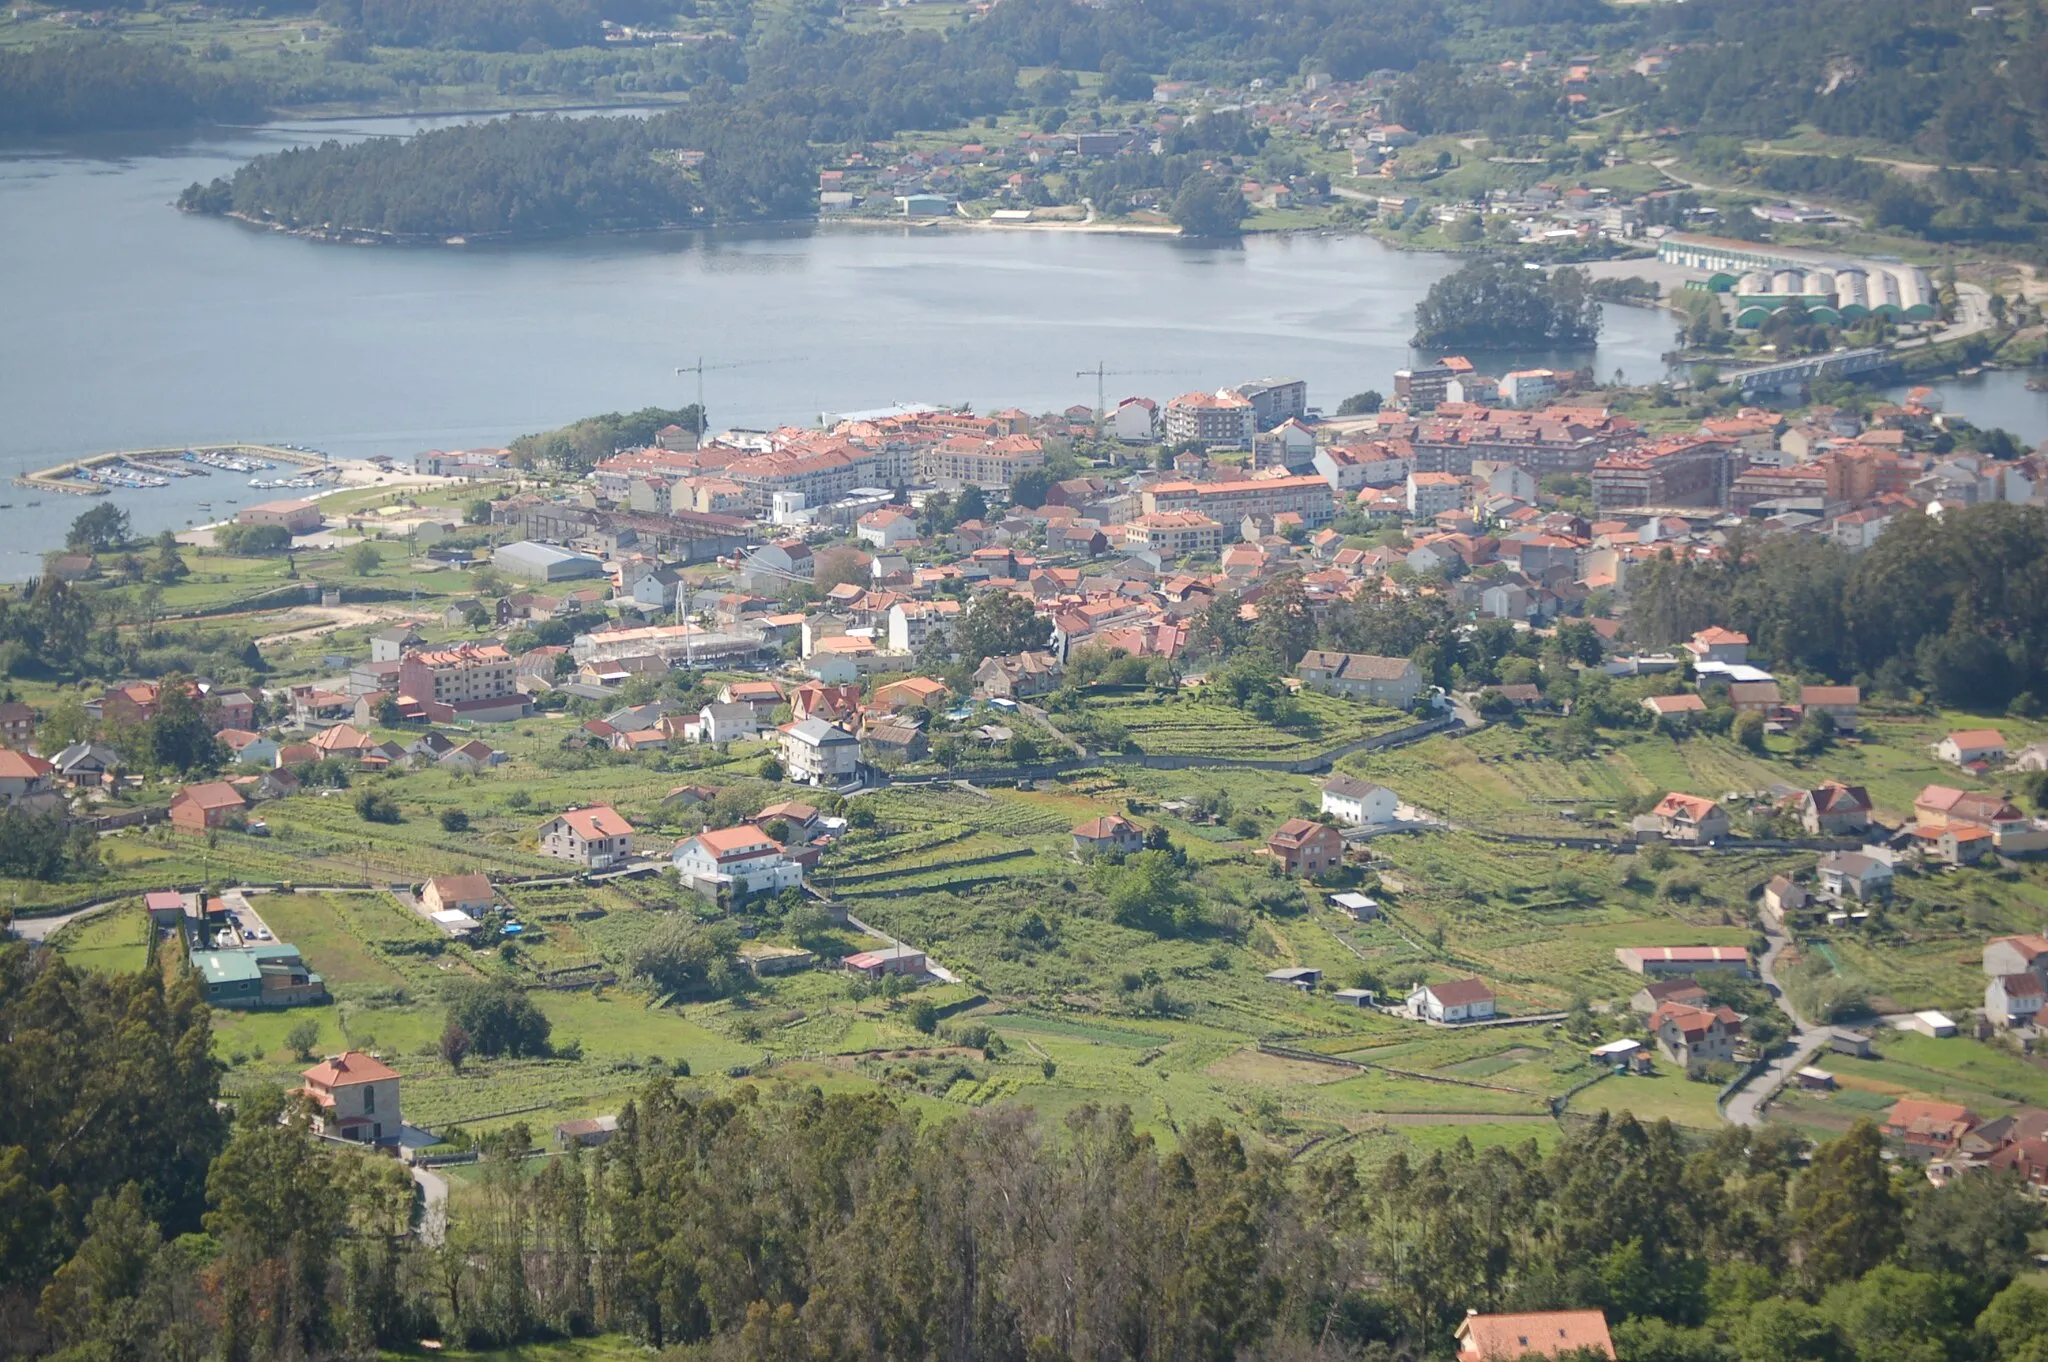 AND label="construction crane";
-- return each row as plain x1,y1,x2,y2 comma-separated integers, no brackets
675,355,801,434
1075,361,1190,421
